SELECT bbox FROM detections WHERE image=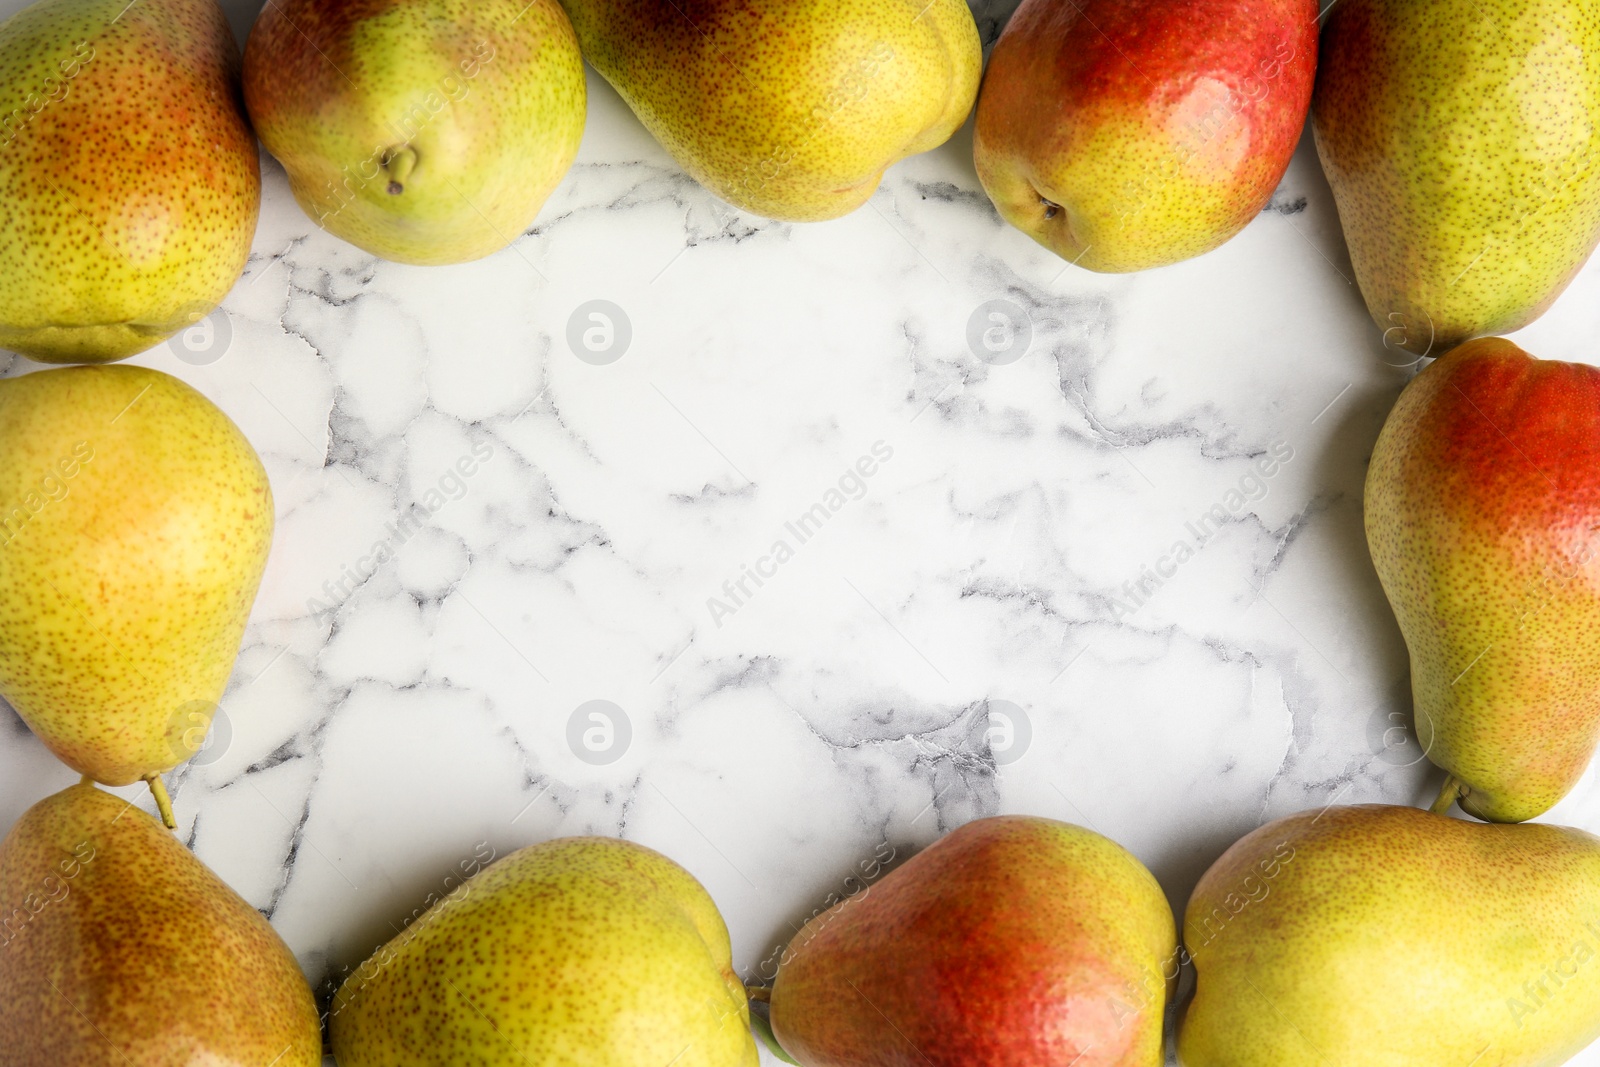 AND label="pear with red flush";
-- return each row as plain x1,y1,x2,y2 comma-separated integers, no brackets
974,0,1318,272
767,815,1176,1066
1367,337,1600,822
